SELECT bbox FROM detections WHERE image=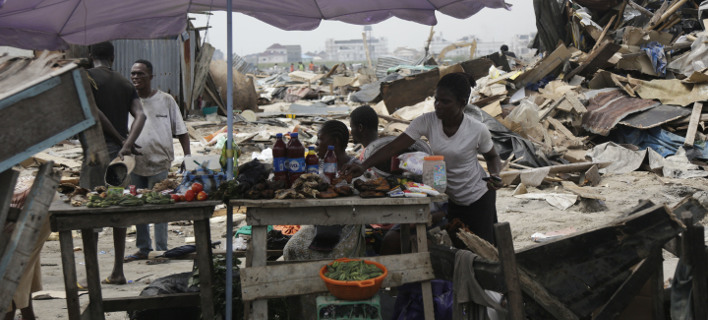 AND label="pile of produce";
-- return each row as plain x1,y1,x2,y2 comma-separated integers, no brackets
324,260,383,281
86,192,173,208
